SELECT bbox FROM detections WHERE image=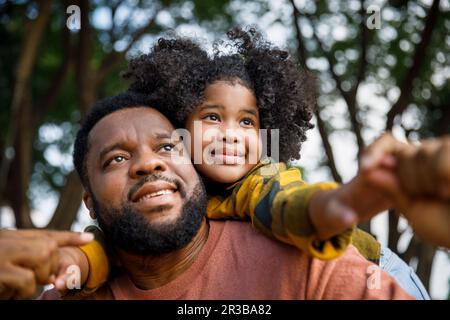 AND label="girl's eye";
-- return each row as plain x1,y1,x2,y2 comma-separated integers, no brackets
204,114,220,122
240,118,254,127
